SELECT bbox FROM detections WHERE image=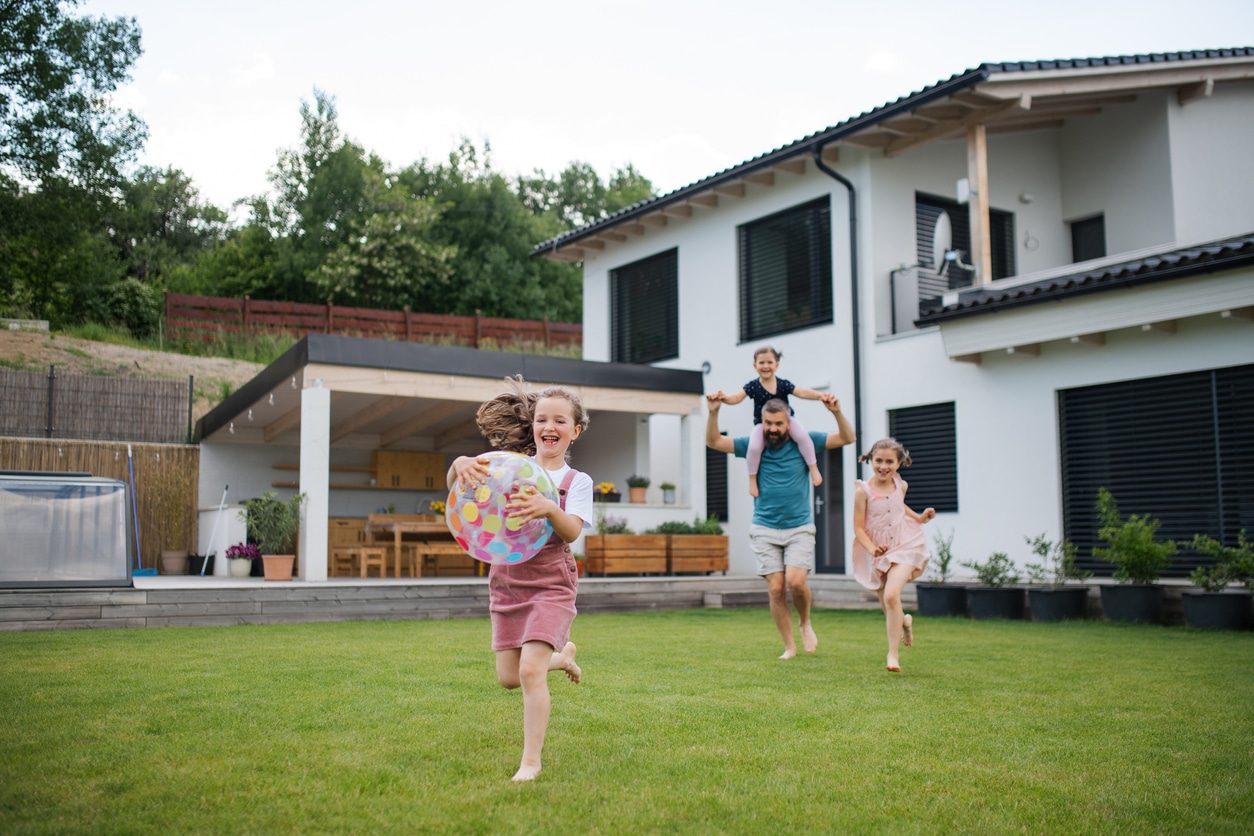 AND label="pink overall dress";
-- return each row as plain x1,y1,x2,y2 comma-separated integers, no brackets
488,468,580,652
851,474,930,590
